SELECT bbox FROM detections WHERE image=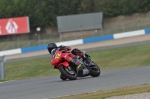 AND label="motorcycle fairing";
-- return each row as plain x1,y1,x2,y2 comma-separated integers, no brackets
58,61,69,67
89,61,95,66
53,61,69,69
